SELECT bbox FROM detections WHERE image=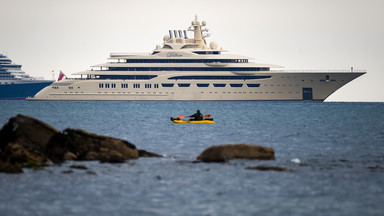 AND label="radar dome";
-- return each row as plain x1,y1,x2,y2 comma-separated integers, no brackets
202,21,207,26
163,35,170,42
210,41,218,50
